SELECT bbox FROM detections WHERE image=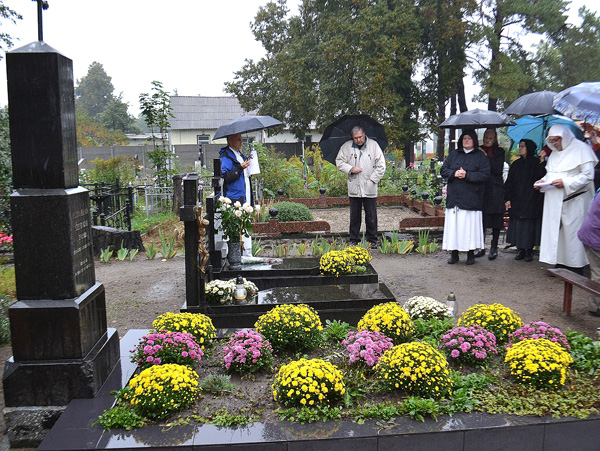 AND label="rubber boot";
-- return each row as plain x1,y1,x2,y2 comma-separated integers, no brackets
447,250,459,264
